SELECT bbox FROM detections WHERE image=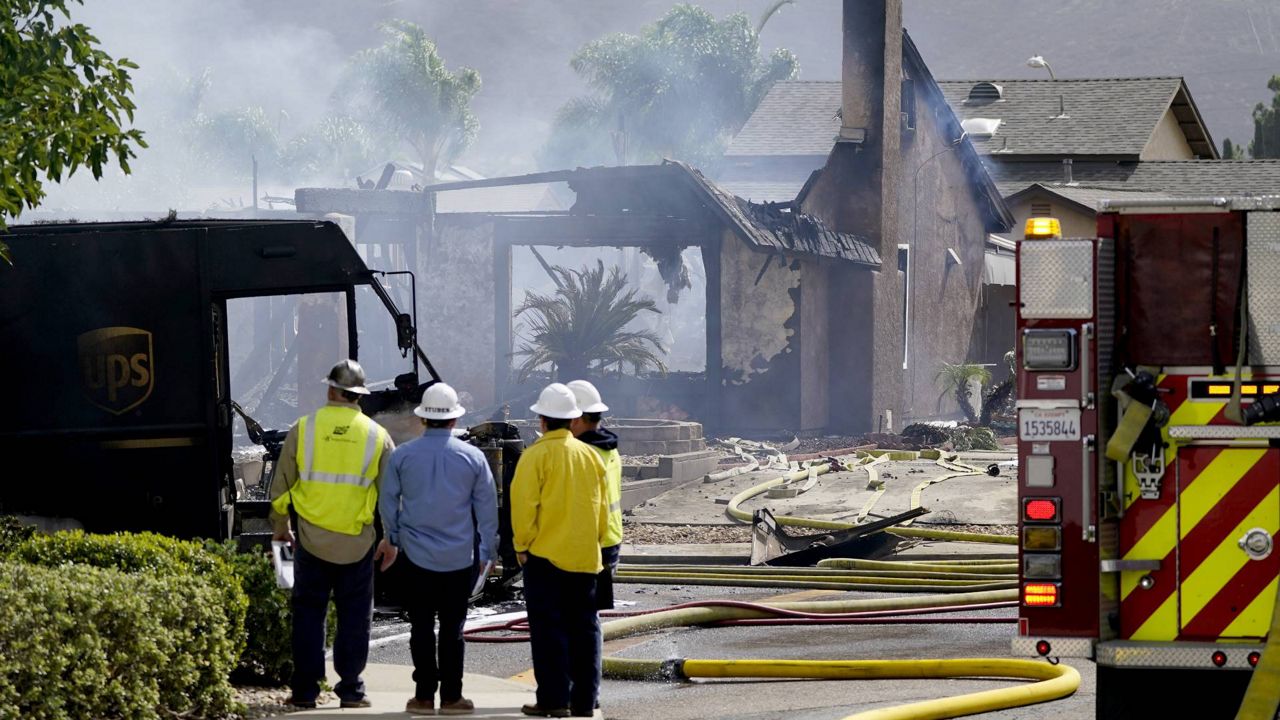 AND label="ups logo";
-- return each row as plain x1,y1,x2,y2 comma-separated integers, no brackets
78,327,154,415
